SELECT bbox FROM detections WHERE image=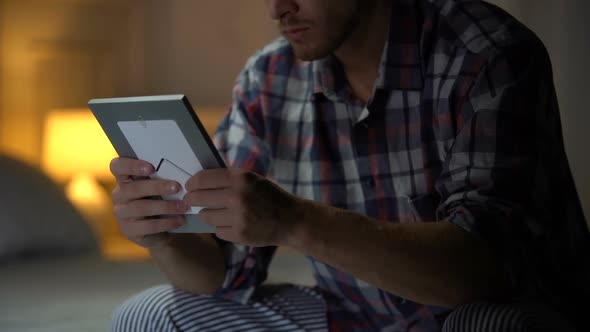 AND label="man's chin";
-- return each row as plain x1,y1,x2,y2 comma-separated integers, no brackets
290,43,331,62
